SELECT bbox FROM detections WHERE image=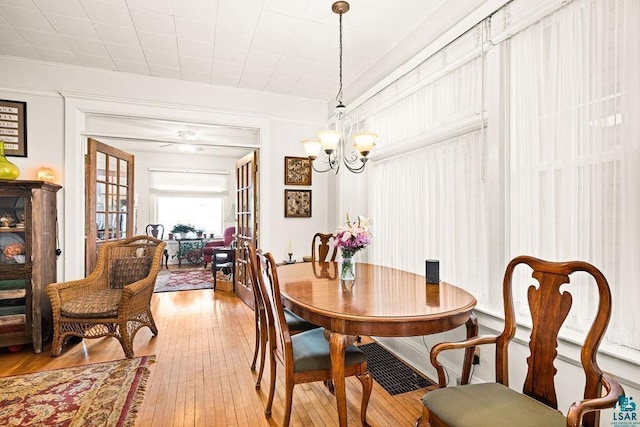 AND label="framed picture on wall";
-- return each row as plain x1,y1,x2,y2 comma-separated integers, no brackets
0,99,27,157
284,156,312,186
285,189,312,218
